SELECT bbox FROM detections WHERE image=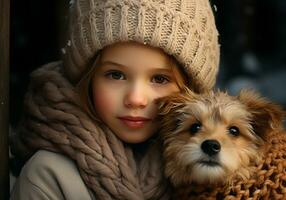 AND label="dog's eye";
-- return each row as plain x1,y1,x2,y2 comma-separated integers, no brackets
190,123,201,134
229,126,240,136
